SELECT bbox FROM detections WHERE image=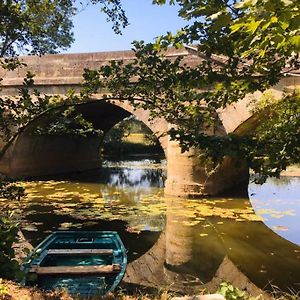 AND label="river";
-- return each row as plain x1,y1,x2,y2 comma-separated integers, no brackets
6,158,300,295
